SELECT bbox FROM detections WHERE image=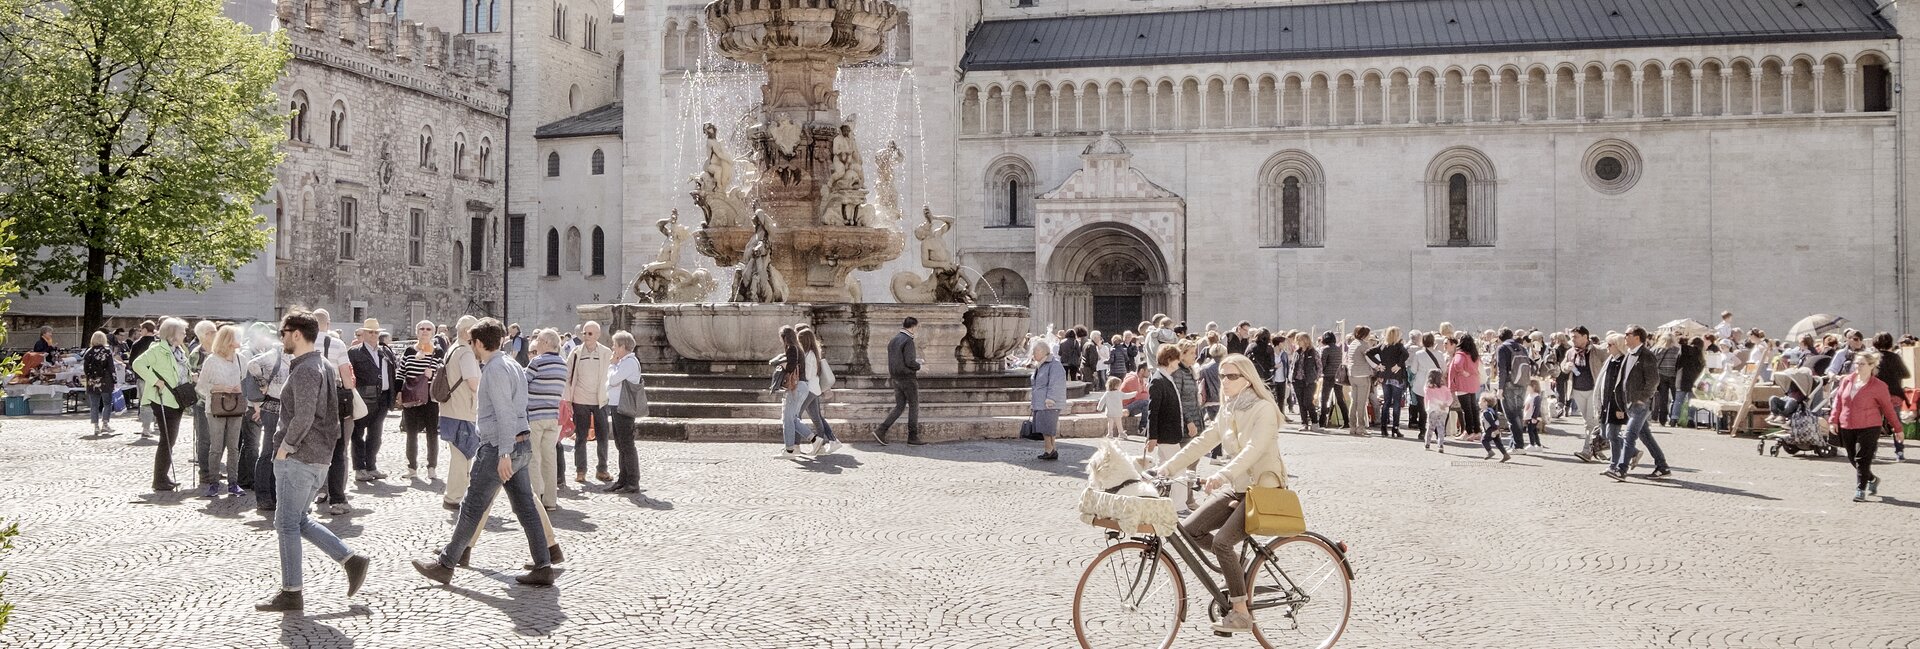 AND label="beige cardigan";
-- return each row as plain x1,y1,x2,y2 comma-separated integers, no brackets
1157,397,1289,492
